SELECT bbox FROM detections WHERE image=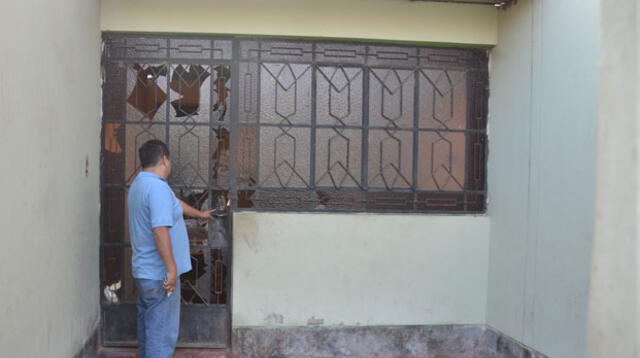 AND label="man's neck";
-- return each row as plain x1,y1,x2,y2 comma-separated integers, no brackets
142,167,167,179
